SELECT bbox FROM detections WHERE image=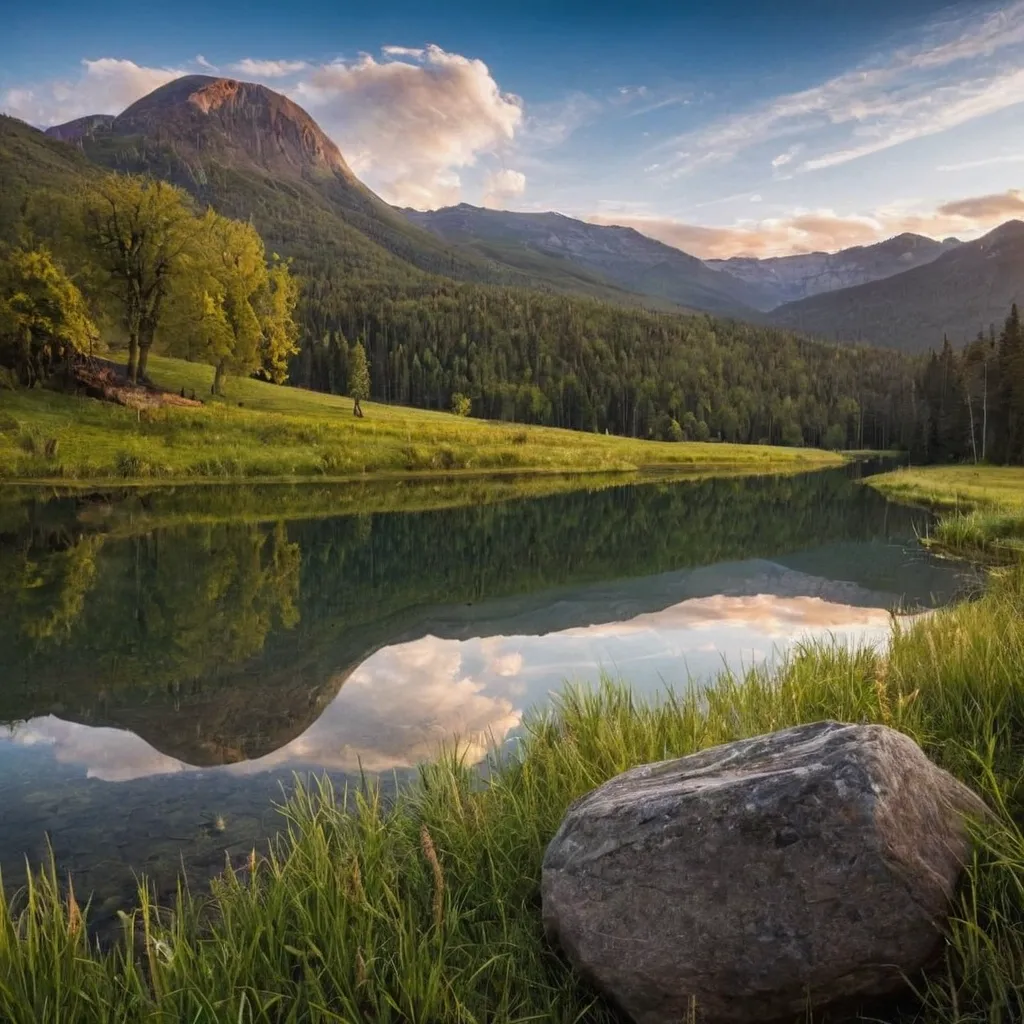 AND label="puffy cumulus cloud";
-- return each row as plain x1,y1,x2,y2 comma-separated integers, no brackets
1,58,185,127
294,45,523,209
651,1,1024,178
482,168,526,208
589,190,1024,258
228,58,309,78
